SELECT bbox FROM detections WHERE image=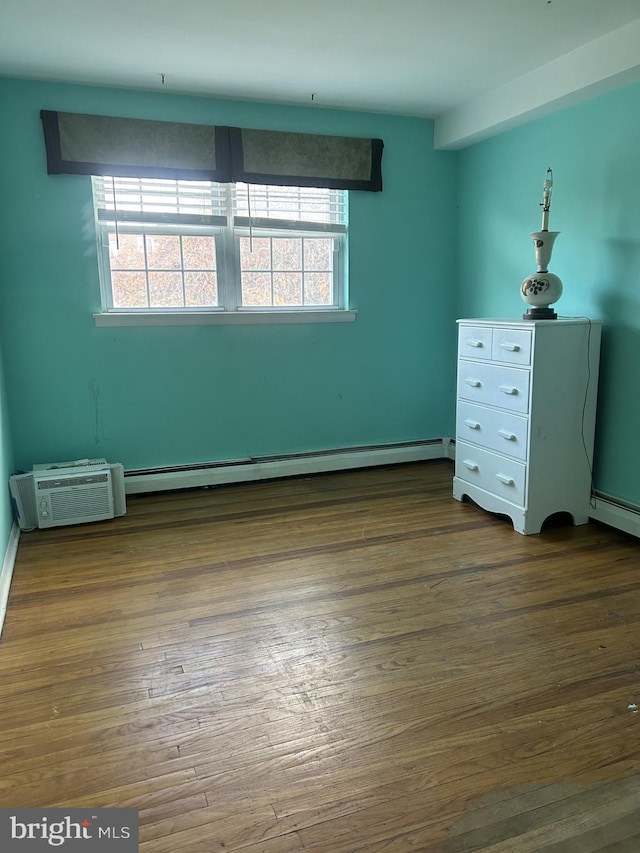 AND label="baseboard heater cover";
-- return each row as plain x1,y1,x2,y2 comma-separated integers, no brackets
0,522,20,638
124,439,450,495
590,493,640,540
